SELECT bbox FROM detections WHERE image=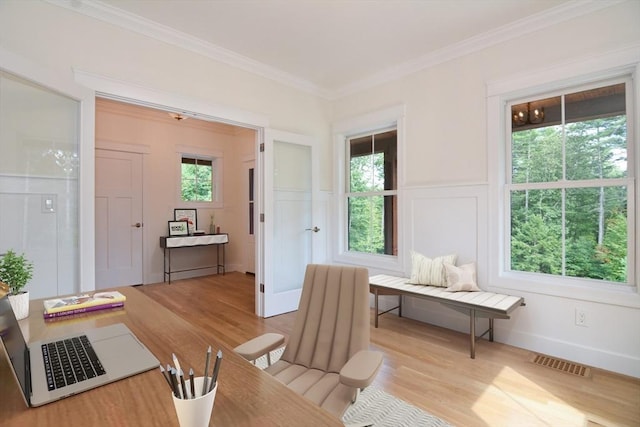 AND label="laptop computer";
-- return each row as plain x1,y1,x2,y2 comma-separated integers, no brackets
0,295,160,407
